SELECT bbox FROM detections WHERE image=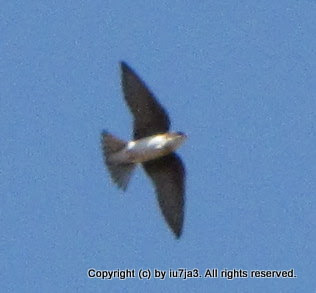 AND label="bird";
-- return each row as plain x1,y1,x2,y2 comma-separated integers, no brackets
101,61,186,238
